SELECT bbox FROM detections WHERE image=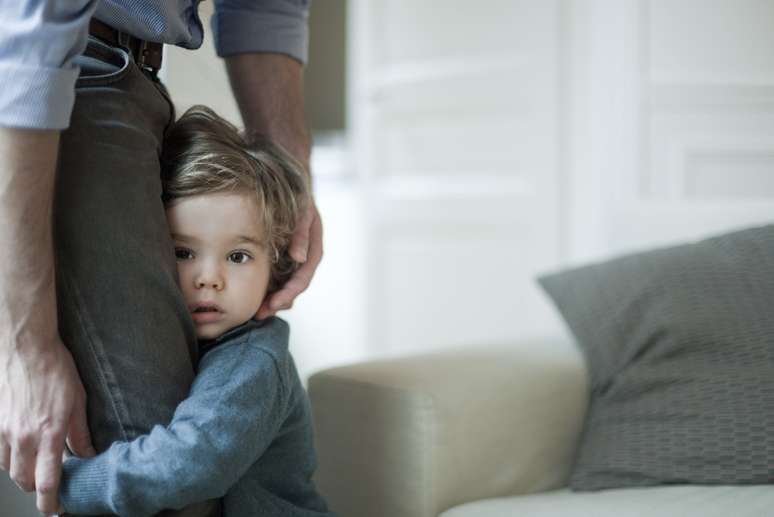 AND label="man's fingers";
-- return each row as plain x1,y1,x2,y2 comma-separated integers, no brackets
280,300,294,311
279,210,323,298
257,281,301,318
9,433,36,492
269,262,315,310
270,275,310,310
270,210,323,310
256,206,323,320
306,208,323,267
65,401,96,458
35,433,65,515
288,202,315,263
255,298,276,320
